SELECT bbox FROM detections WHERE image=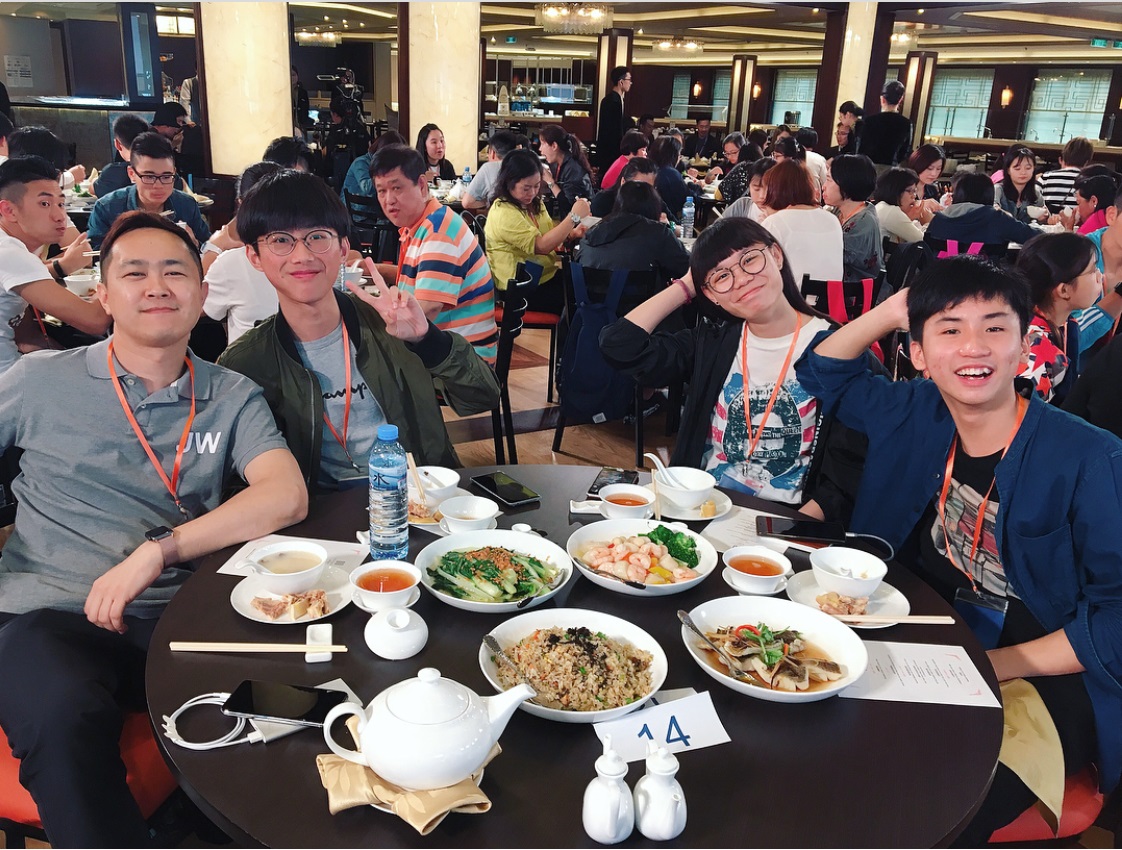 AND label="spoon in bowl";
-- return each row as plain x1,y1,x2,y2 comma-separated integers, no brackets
482,634,543,704
643,452,687,489
677,610,761,686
